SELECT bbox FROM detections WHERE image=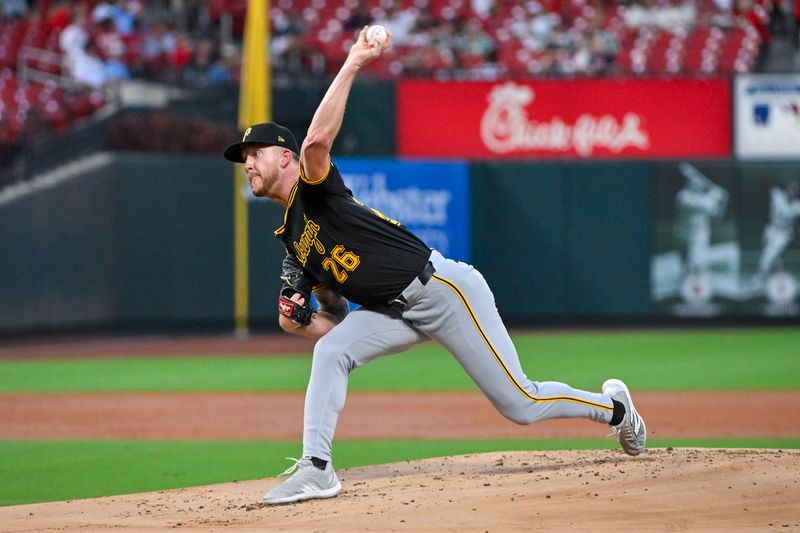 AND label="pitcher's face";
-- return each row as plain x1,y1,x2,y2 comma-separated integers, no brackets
242,145,281,197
